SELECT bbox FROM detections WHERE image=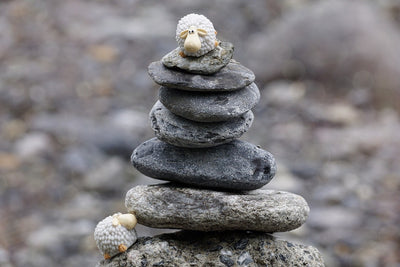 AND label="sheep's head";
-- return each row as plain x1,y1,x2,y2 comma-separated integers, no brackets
176,14,217,57
180,26,208,54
